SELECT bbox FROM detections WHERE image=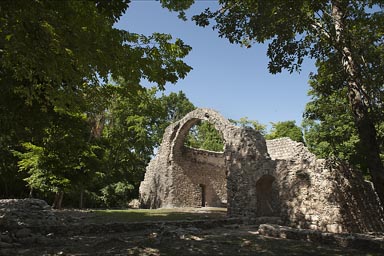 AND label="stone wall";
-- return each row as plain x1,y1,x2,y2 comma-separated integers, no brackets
139,109,237,209
0,199,58,227
266,138,302,160
265,138,384,233
139,108,384,233
175,147,227,207
0,199,60,246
